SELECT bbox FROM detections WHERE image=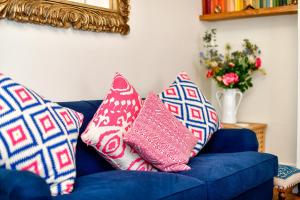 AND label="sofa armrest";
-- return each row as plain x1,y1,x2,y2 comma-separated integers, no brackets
200,128,259,154
0,169,51,200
